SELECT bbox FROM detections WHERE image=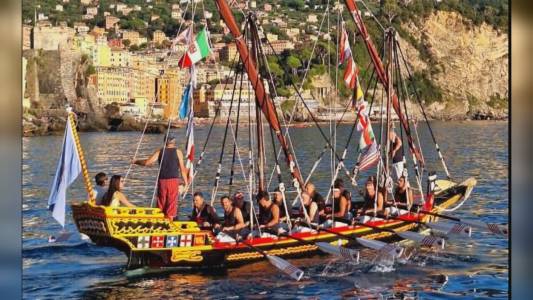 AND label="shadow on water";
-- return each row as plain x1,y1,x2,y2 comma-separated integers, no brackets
22,122,508,299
